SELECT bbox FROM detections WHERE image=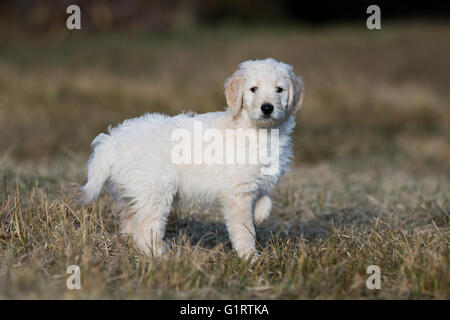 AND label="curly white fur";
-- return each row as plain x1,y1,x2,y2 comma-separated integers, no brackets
72,58,304,259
